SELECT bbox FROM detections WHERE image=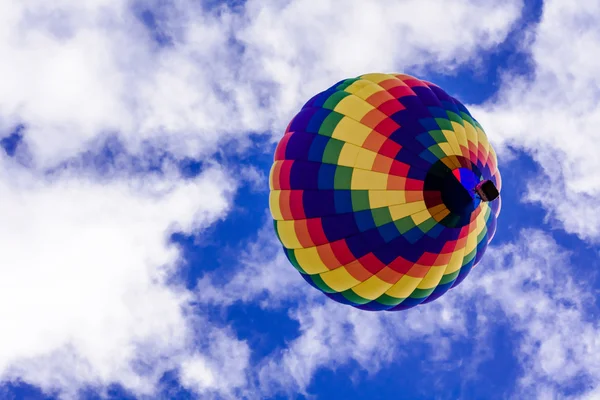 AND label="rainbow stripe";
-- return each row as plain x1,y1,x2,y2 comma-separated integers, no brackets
269,73,501,311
